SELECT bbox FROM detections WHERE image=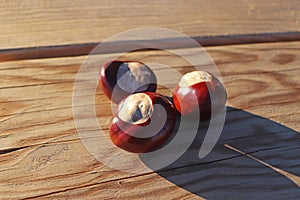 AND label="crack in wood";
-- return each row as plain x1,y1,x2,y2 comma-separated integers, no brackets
0,146,29,155
224,144,300,188
0,80,75,90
